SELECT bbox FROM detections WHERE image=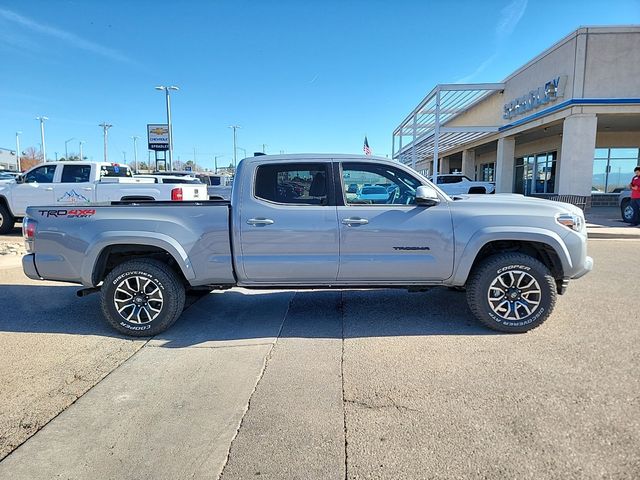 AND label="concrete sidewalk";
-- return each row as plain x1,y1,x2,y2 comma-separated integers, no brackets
586,206,640,239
